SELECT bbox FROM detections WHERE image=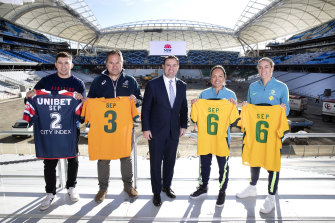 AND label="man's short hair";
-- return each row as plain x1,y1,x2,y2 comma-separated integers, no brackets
56,52,72,61
258,57,275,68
106,49,123,63
210,65,226,79
163,55,179,65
